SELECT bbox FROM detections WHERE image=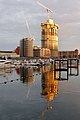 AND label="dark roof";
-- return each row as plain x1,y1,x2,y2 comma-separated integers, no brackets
0,51,14,53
